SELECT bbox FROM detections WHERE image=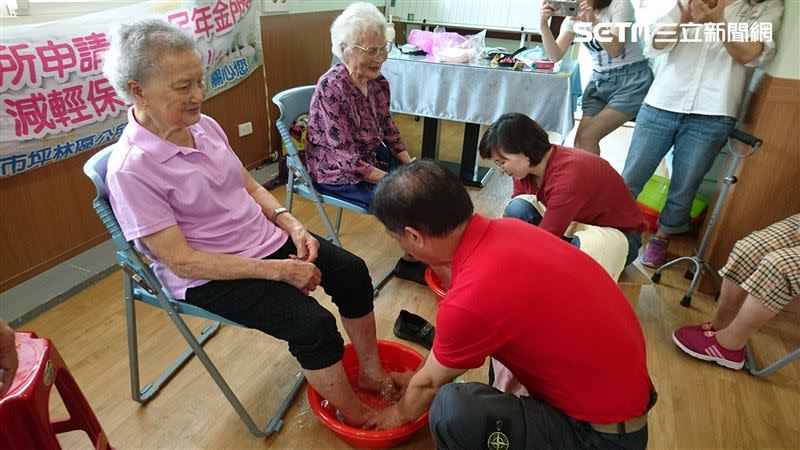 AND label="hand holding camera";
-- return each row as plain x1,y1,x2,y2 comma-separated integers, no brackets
542,1,580,19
